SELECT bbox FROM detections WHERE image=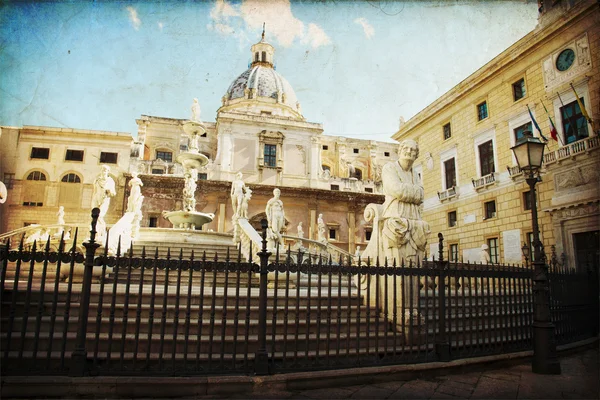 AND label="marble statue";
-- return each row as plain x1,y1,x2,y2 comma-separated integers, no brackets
231,172,247,219
127,172,143,213
0,180,6,204
91,165,116,236
378,139,430,264
182,171,197,212
480,244,491,264
354,245,361,260
191,98,201,122
317,213,327,243
265,188,285,250
240,188,252,219
57,206,65,226
399,116,406,128
297,222,304,239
